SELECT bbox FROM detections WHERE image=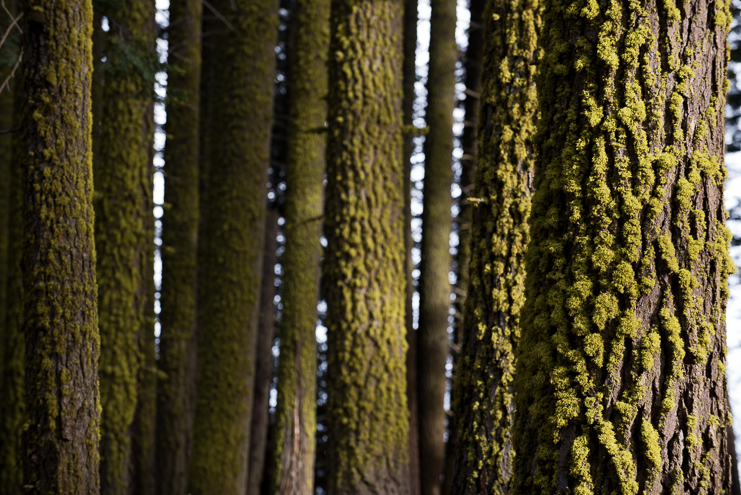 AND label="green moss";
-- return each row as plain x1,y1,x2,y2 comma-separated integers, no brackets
271,1,329,493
